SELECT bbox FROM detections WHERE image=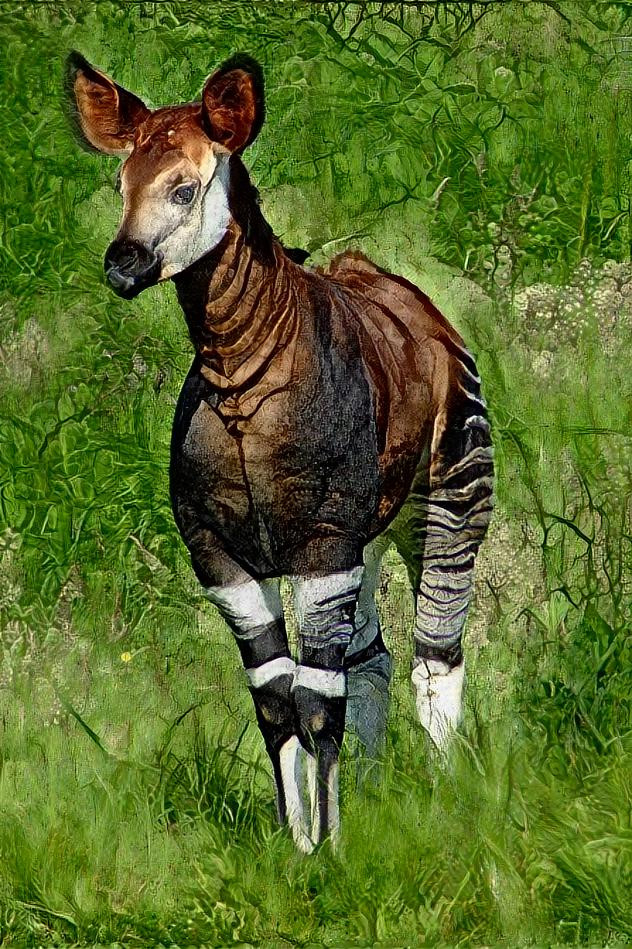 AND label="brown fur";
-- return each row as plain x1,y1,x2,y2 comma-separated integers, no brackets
67,51,485,579
171,218,473,573
68,53,149,155
209,232,466,526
